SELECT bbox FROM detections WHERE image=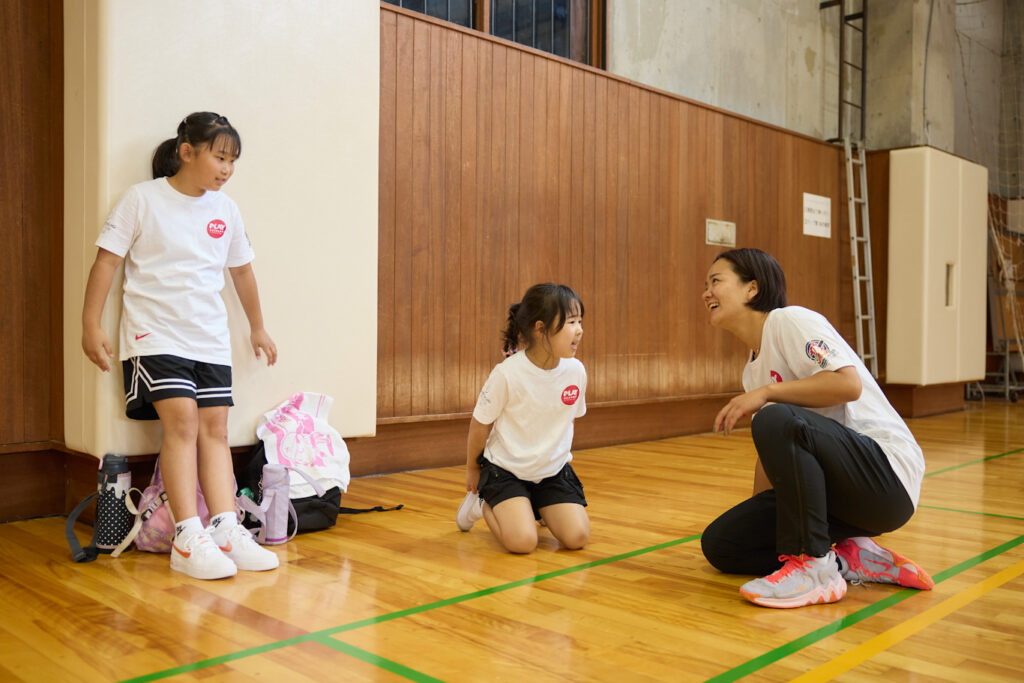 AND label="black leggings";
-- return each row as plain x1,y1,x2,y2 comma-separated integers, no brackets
701,403,915,576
